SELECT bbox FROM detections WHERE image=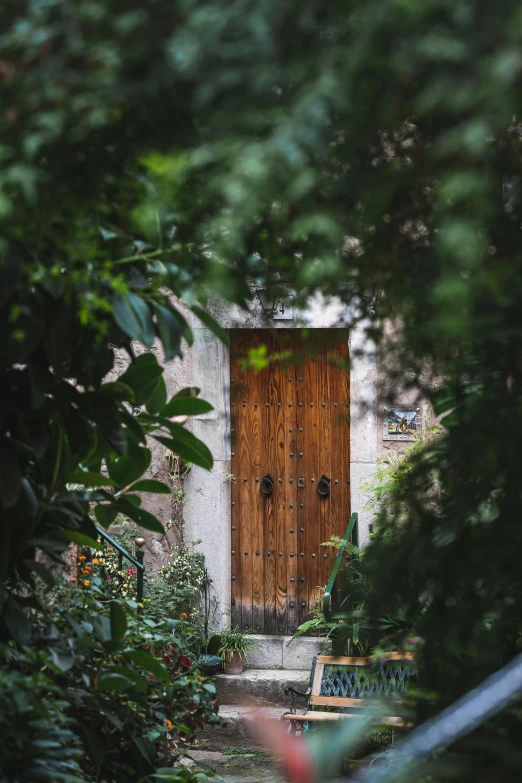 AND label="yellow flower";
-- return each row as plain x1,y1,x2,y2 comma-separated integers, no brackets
165,719,173,731
83,581,91,588
79,555,87,562
92,558,99,565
